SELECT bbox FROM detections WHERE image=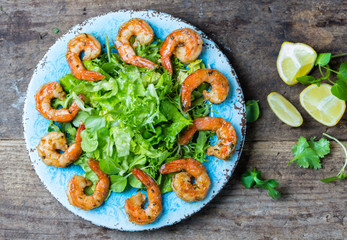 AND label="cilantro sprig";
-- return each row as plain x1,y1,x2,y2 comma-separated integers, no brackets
241,168,281,200
320,133,347,183
288,136,330,169
296,52,347,101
